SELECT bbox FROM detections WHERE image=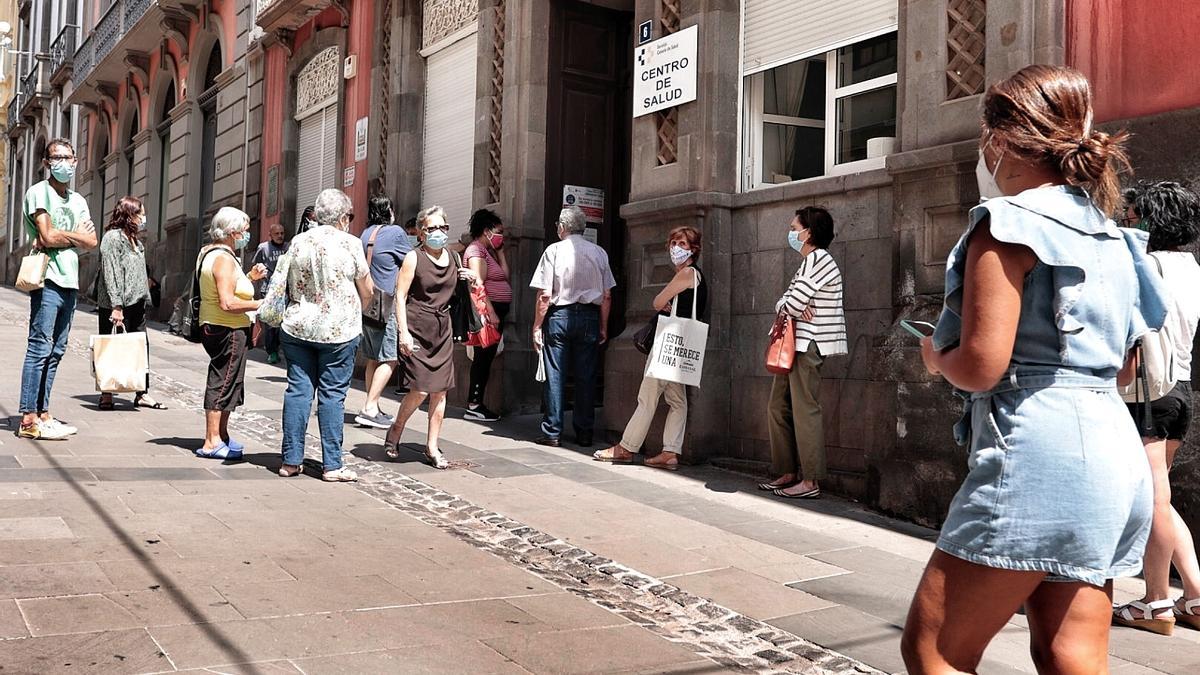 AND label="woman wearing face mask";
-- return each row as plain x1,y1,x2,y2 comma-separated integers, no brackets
594,227,707,470
276,189,374,481
463,208,512,421
383,205,481,469
900,66,1170,673
759,207,846,498
195,207,265,459
95,196,165,411
296,205,318,234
